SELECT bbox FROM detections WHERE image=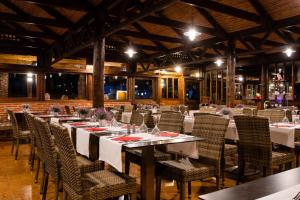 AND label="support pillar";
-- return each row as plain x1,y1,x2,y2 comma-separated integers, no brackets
93,38,105,108
0,73,8,97
261,65,267,107
78,74,86,99
226,40,236,107
36,72,45,100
